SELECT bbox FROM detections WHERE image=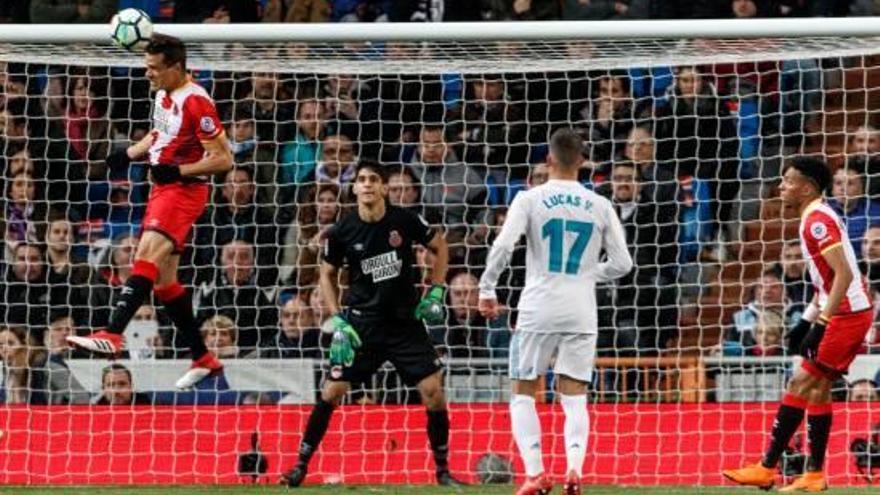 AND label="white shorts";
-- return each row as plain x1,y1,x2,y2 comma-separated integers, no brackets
508,331,597,383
